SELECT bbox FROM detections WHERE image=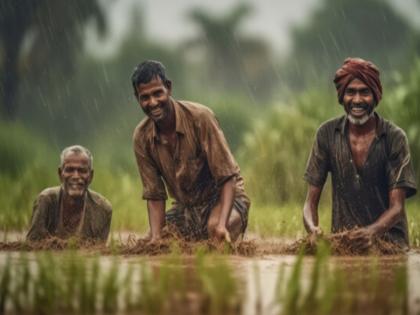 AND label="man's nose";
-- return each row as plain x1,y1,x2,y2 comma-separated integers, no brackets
353,93,362,104
71,170,81,178
149,96,159,107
